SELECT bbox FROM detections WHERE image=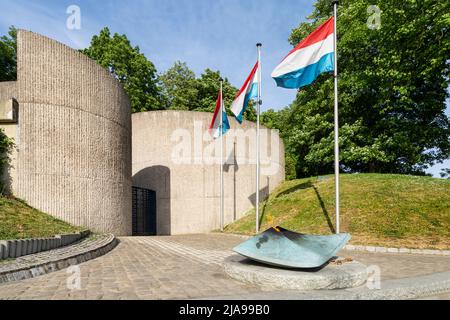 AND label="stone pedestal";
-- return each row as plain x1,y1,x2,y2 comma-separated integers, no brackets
224,255,368,291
